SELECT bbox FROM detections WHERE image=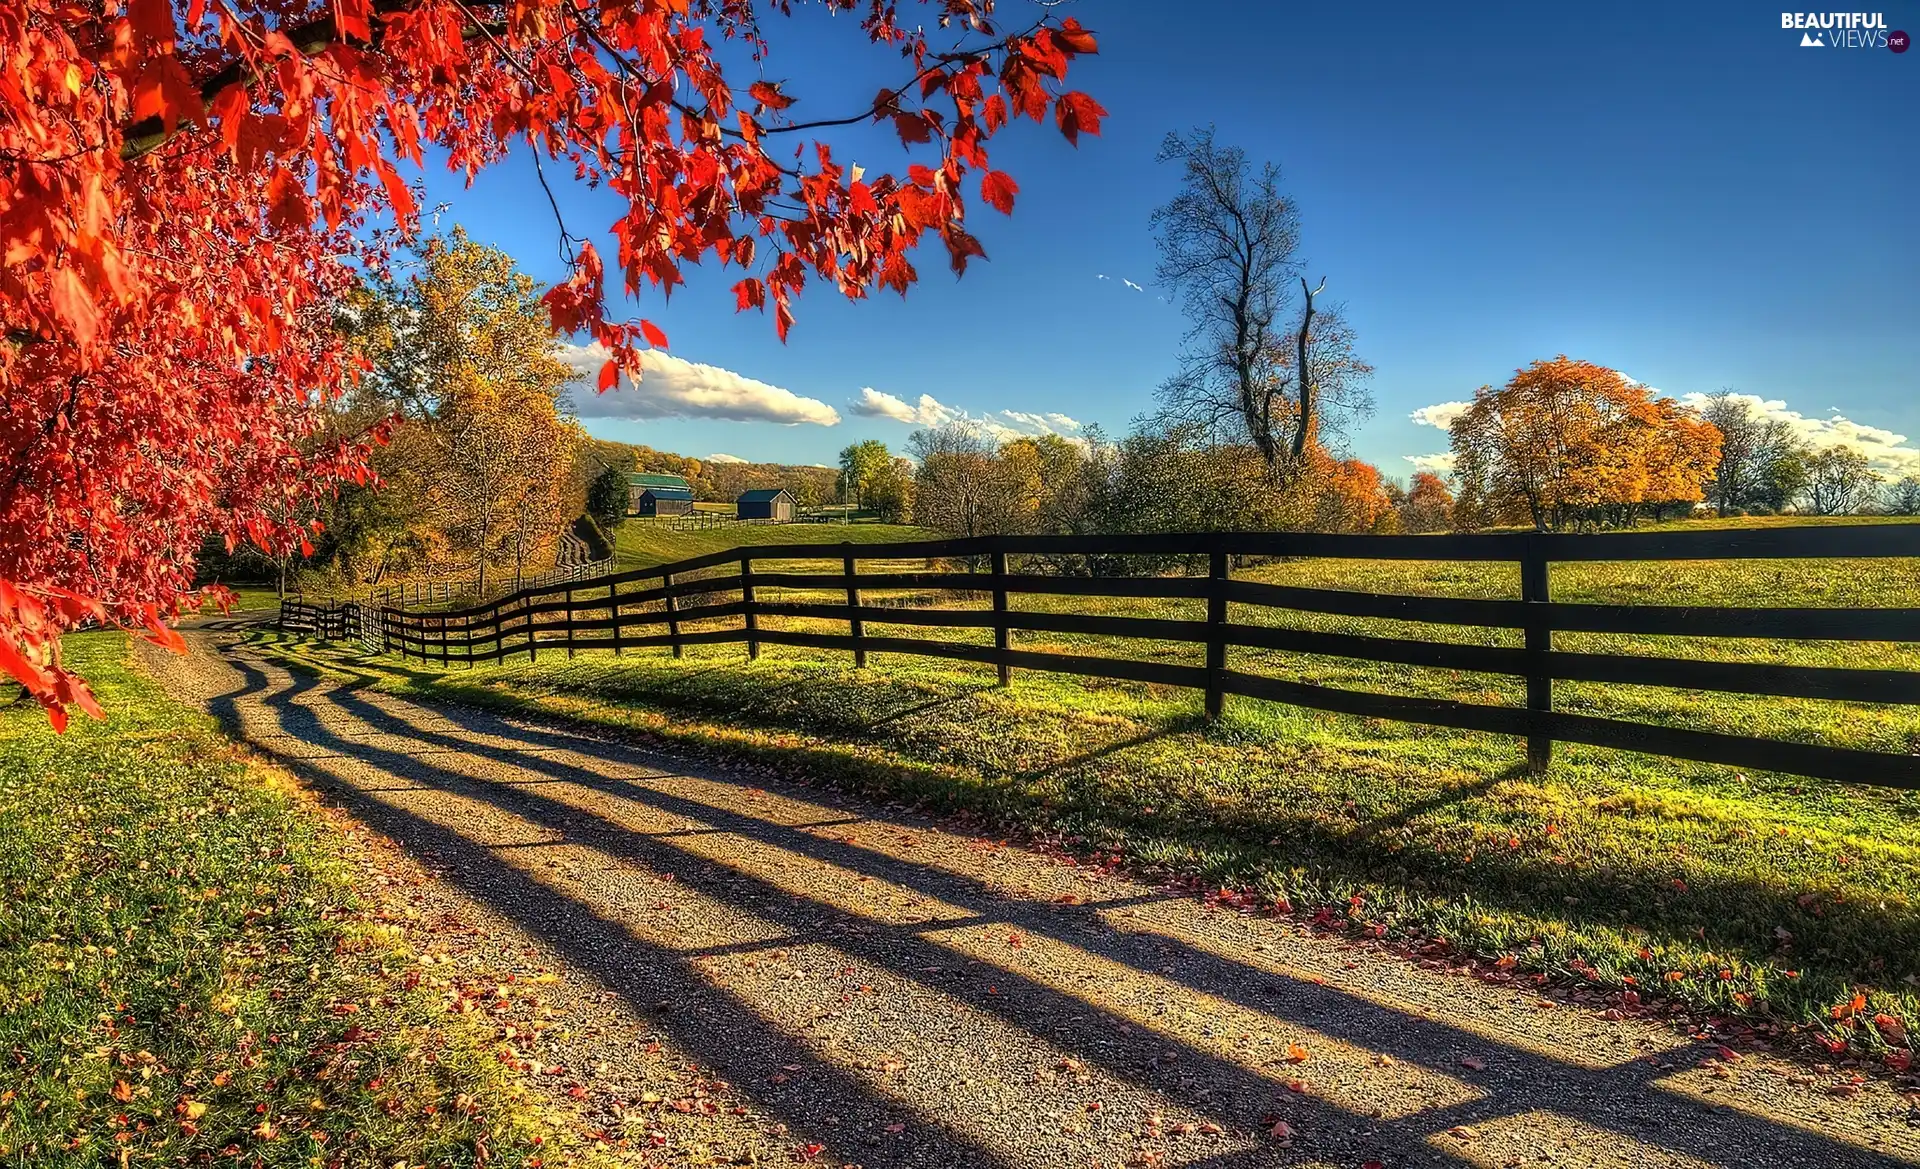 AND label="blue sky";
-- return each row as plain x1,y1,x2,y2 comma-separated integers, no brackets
419,1,1917,477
